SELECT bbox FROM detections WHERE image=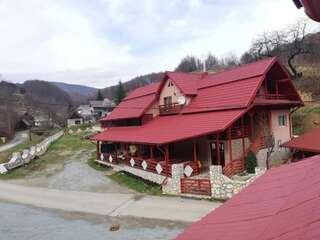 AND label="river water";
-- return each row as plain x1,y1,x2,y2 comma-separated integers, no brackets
0,202,185,240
